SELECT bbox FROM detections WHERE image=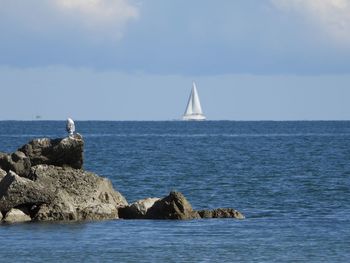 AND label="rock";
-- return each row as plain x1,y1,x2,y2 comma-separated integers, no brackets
19,134,84,169
0,210,2,220
119,197,160,219
0,166,127,221
198,208,245,219
3,208,31,223
0,151,31,177
0,170,53,212
0,135,128,222
30,165,127,221
119,194,245,220
10,151,31,177
145,191,200,220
